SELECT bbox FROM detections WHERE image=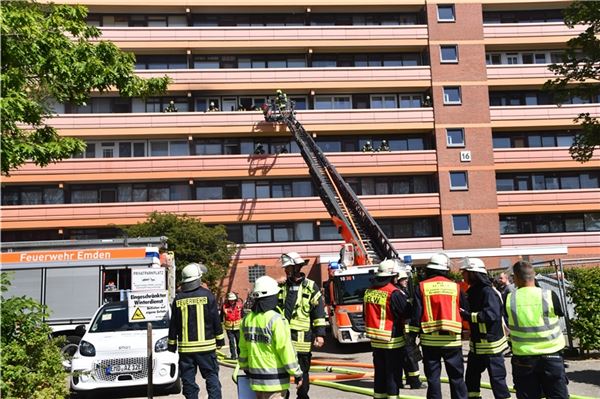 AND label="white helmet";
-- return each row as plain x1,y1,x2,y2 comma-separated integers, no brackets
182,263,204,283
461,257,487,274
280,252,308,268
227,292,237,301
389,259,408,279
377,259,398,277
251,276,280,298
427,253,450,271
